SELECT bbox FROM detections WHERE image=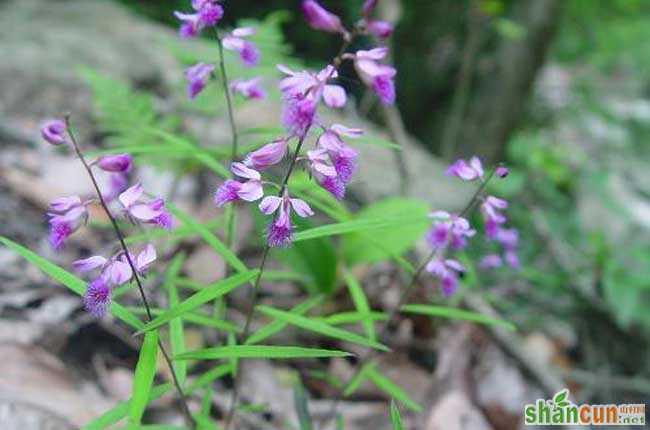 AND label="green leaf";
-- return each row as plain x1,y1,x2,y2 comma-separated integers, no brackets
128,307,239,333
256,306,389,352
320,311,388,326
400,304,516,331
294,213,428,242
137,271,258,334
187,363,233,392
166,254,187,386
129,331,159,426
169,204,248,273
0,236,143,330
293,379,313,430
175,345,351,360
390,400,404,430
246,296,323,345
343,268,376,342
342,198,430,265
364,364,422,412
343,363,372,397
82,384,172,430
